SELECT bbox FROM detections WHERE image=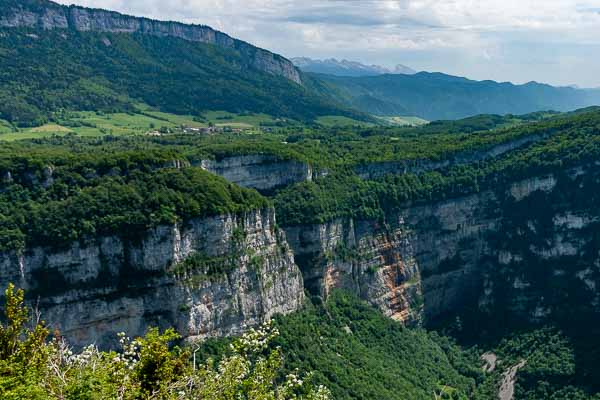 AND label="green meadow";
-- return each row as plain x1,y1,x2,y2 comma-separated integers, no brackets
0,109,282,141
